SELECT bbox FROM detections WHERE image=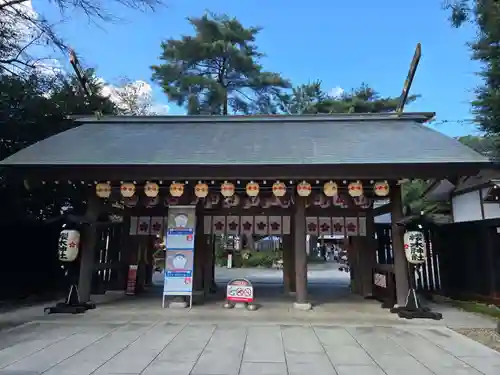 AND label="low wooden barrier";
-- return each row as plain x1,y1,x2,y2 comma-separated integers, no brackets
372,267,396,308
